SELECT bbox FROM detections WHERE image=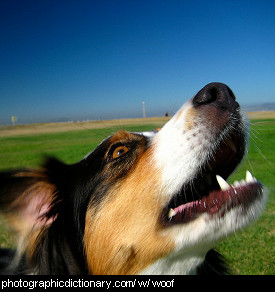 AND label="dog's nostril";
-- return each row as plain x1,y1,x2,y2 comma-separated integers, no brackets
193,84,220,105
208,87,219,102
198,88,217,105
192,82,237,108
